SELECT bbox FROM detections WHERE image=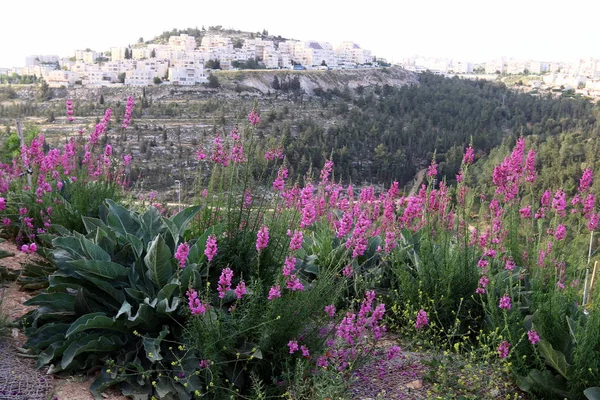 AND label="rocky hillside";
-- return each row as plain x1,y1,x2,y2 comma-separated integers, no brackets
217,66,417,95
